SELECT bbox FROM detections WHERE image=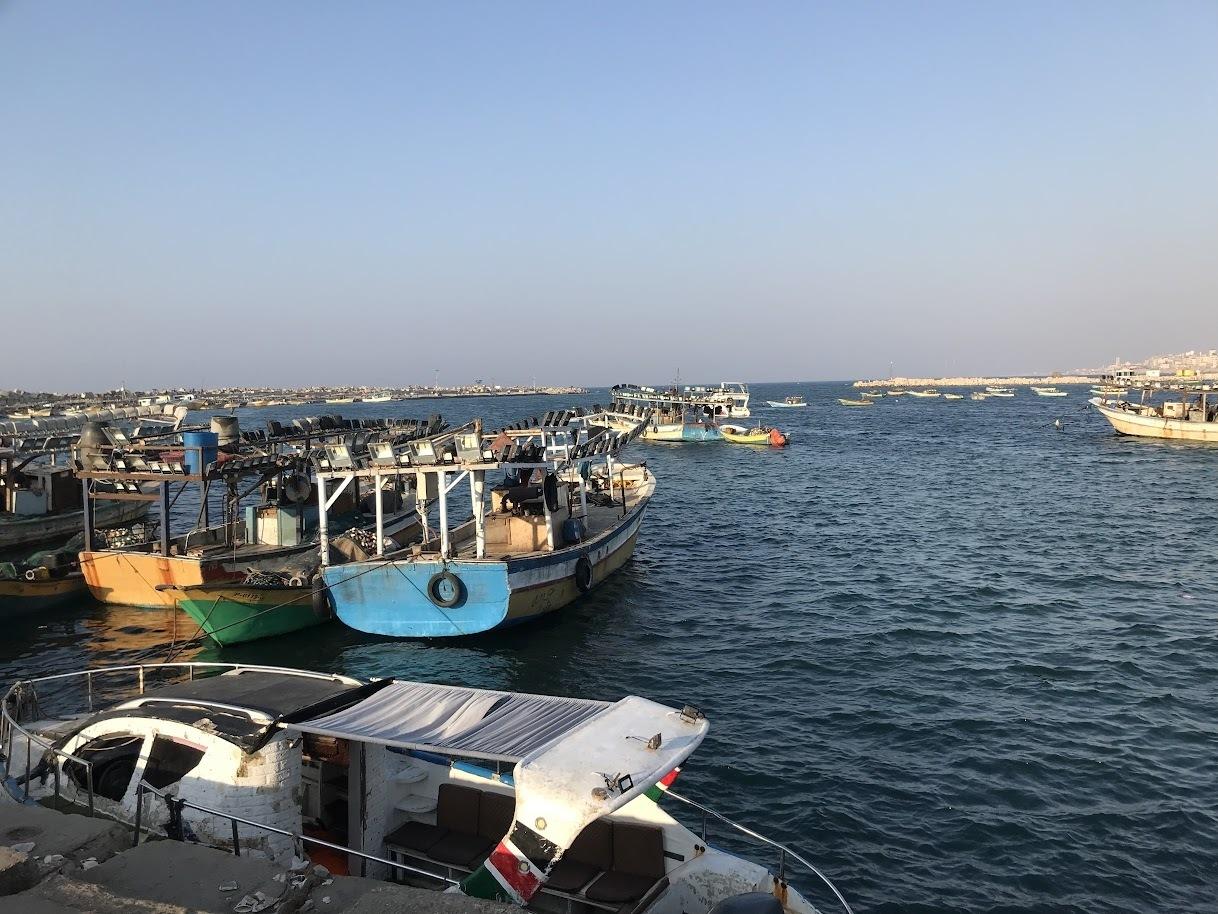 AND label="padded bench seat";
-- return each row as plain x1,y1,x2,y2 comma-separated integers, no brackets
386,783,668,908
